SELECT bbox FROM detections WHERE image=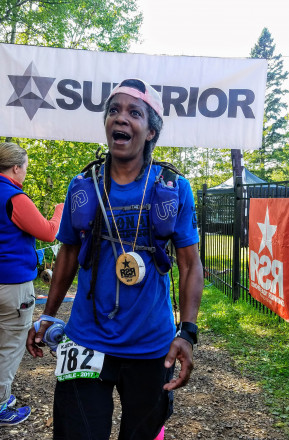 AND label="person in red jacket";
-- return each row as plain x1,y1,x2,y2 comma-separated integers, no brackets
0,142,64,427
